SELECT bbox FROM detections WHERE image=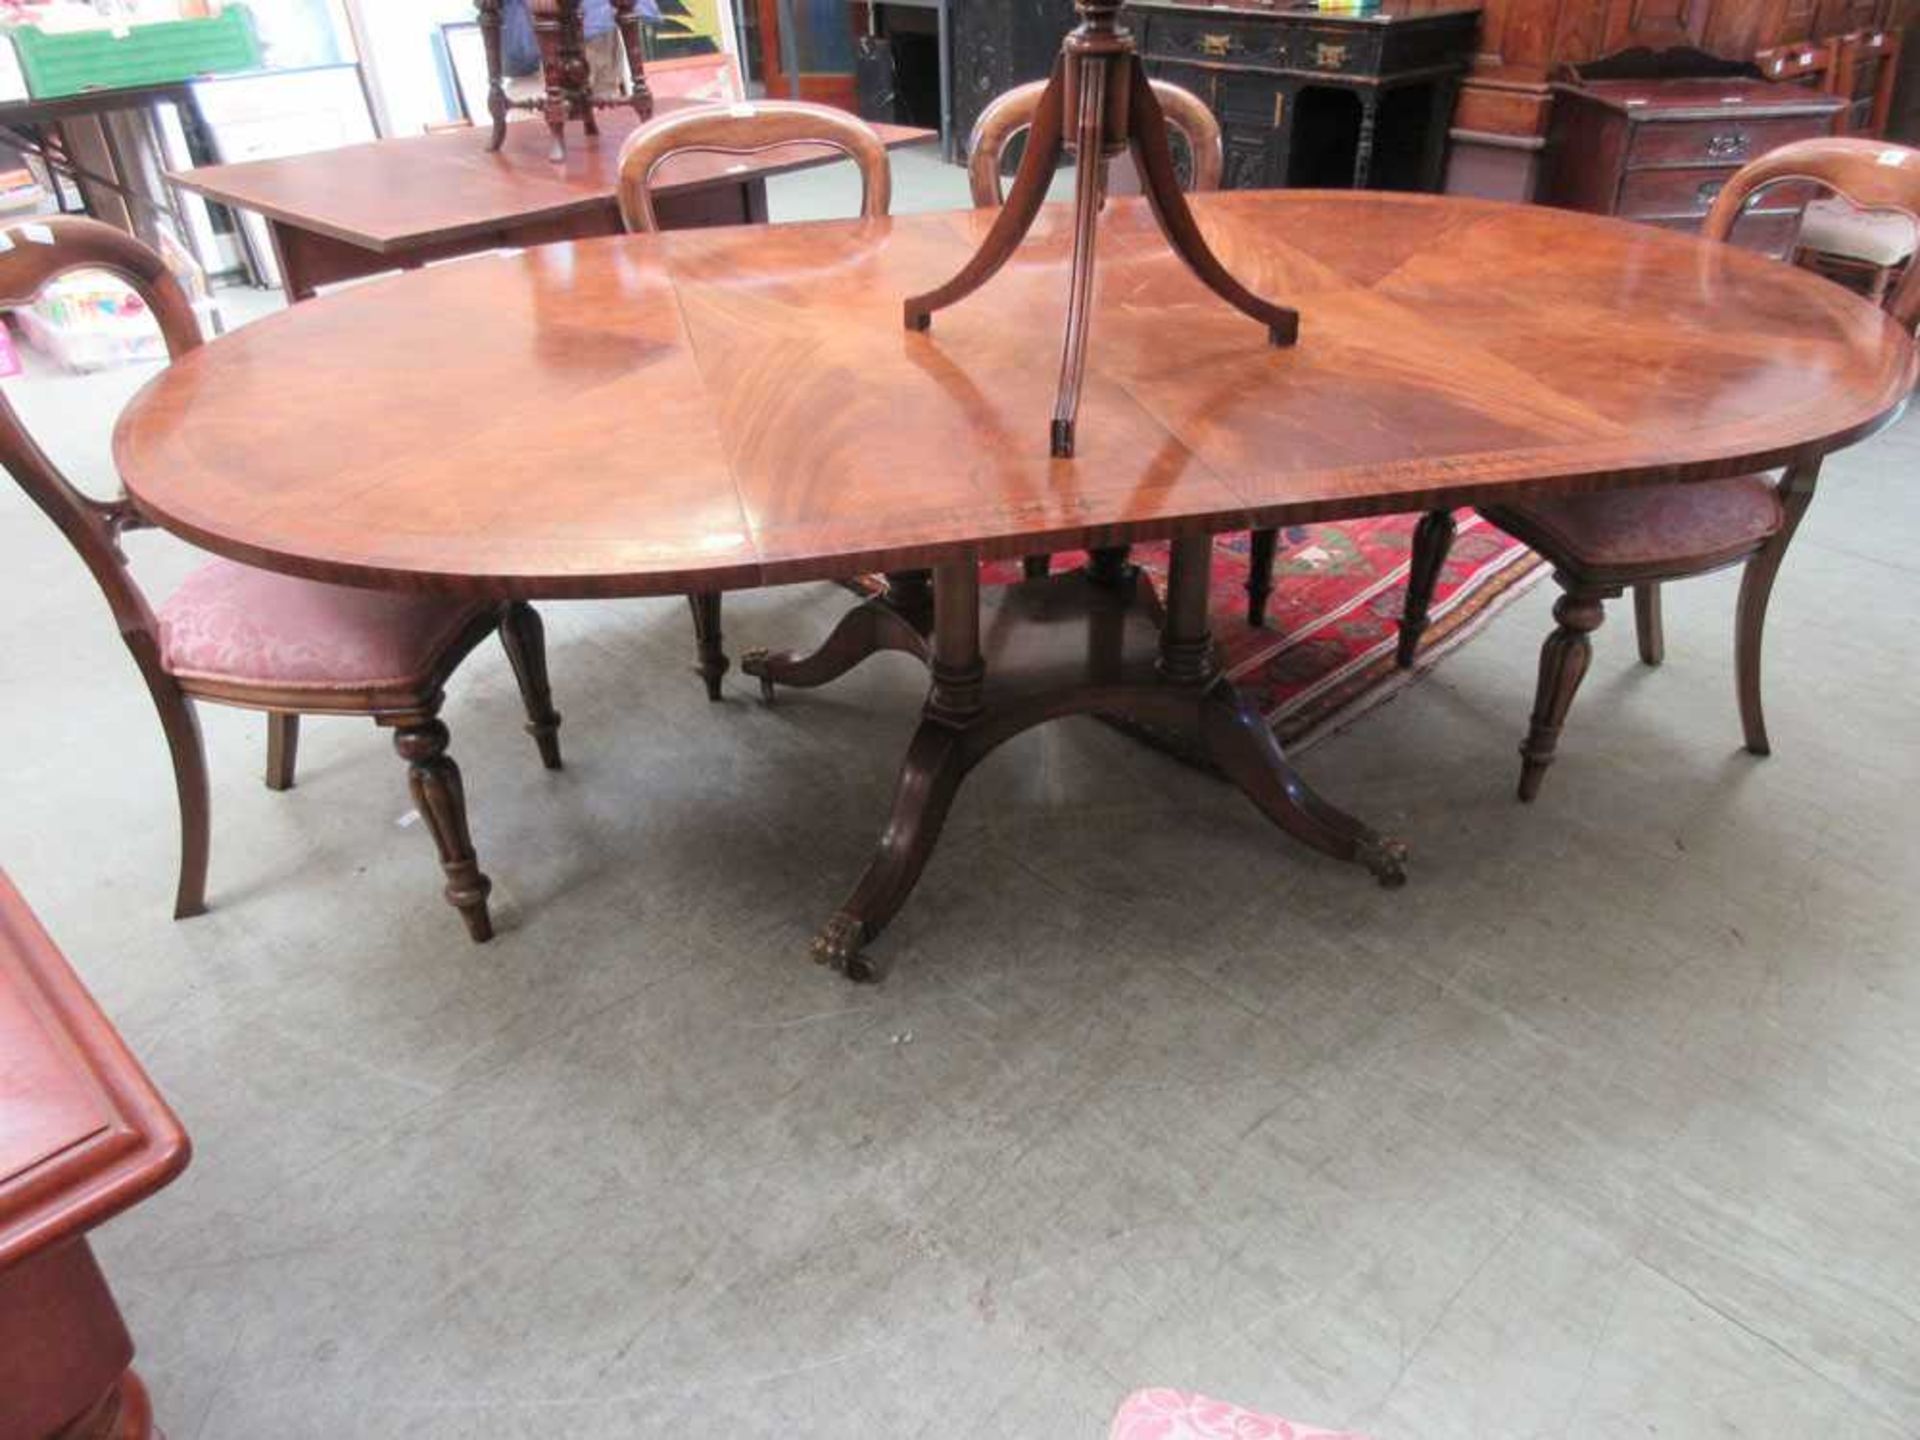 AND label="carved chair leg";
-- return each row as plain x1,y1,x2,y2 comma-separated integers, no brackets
1397,508,1456,668
143,670,209,920
390,717,494,942
1633,582,1664,667
1735,464,1817,758
265,712,300,791
1022,555,1051,580
1245,527,1278,628
687,592,729,702
1518,582,1610,803
498,601,564,768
